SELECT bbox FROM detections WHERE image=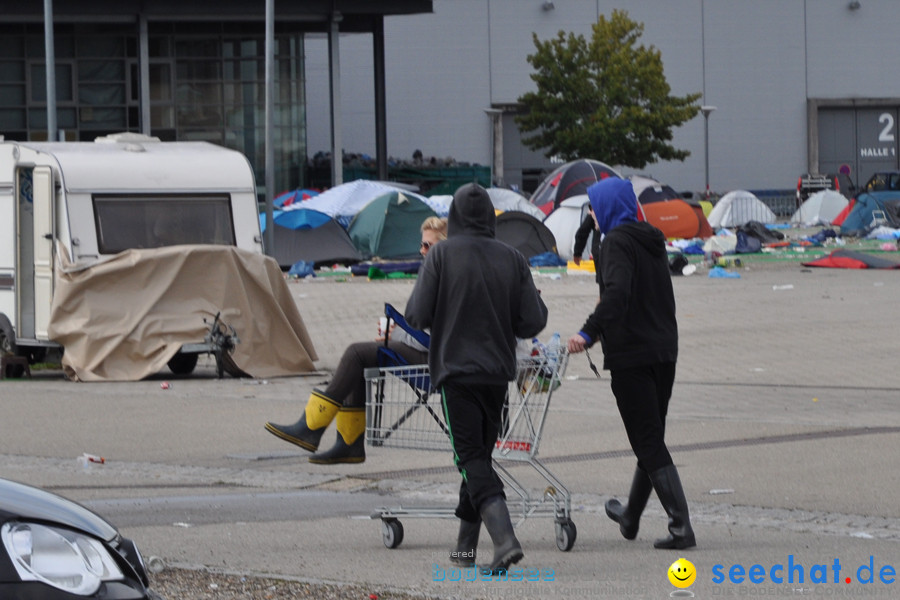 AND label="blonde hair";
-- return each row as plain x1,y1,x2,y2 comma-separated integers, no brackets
421,216,448,241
